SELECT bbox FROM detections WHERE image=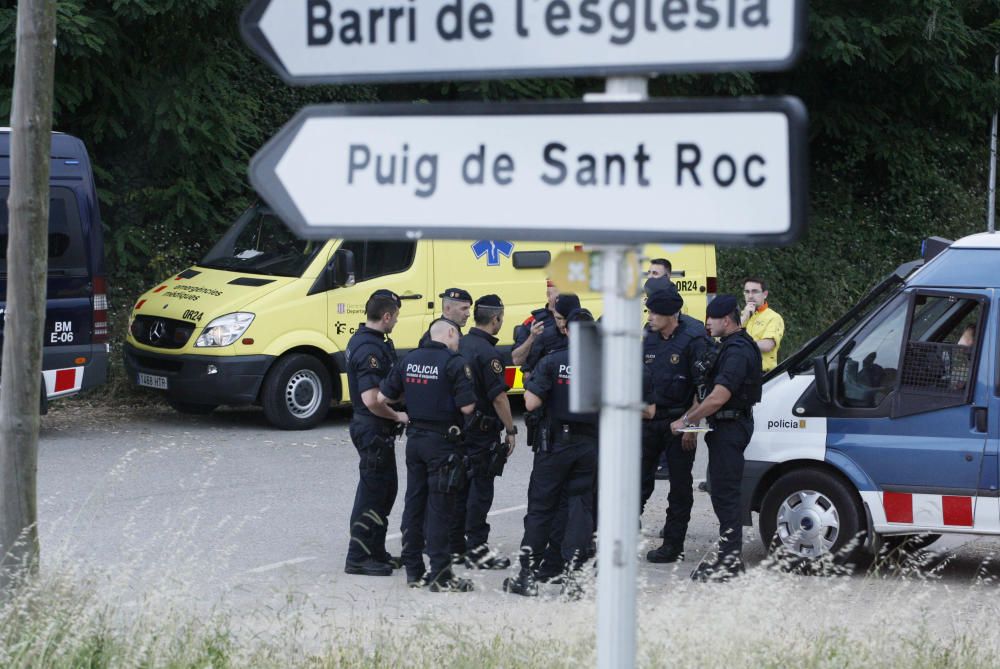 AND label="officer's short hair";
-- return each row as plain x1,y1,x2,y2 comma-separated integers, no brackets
743,277,768,292
650,258,672,274
366,294,399,321
474,305,503,326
